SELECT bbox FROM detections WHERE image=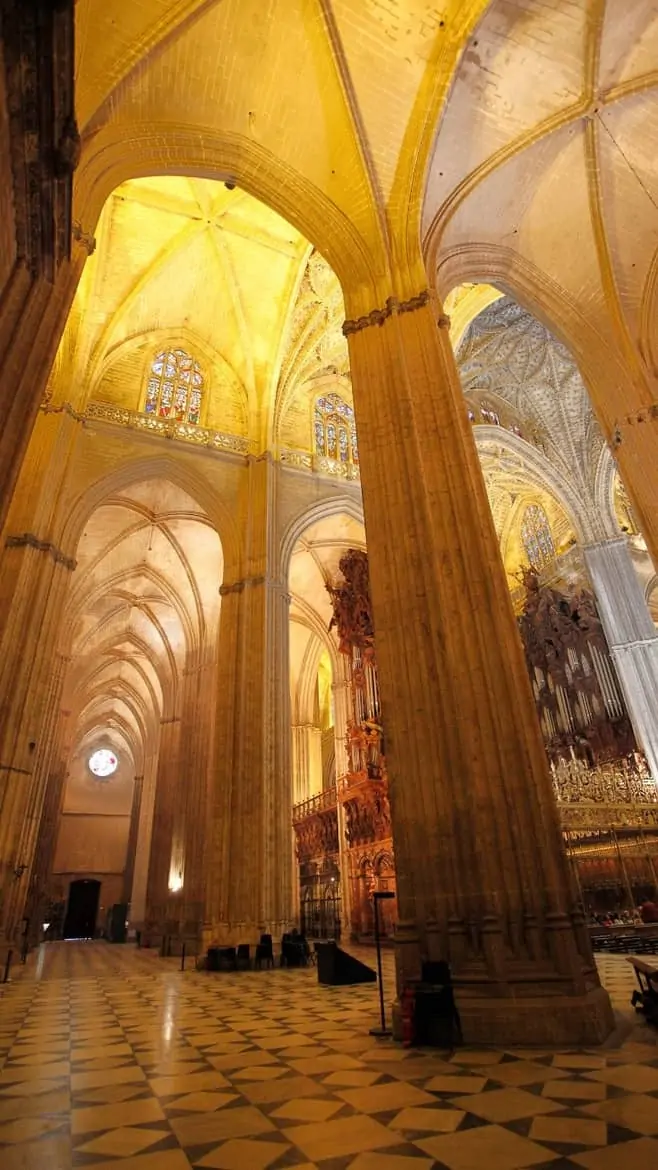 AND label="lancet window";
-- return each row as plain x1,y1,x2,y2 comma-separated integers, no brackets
145,349,204,425
521,503,555,569
314,393,358,464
